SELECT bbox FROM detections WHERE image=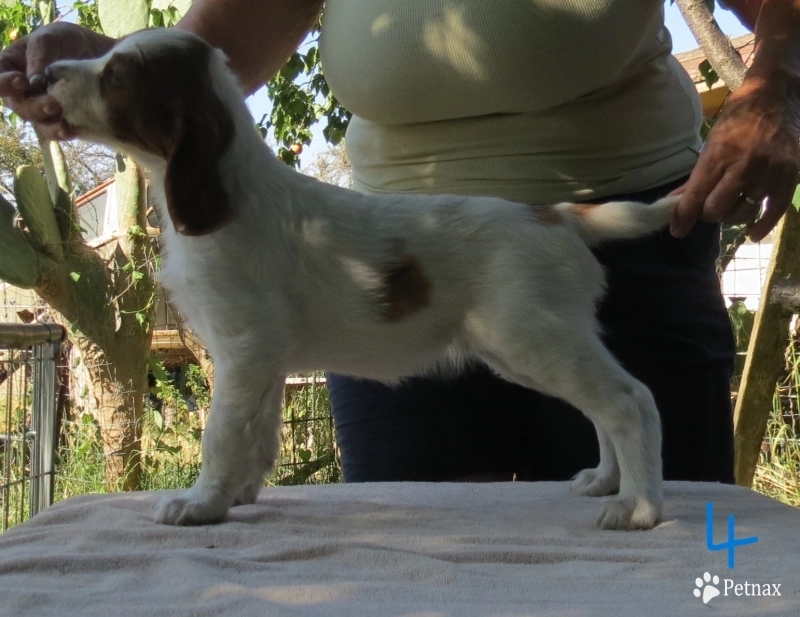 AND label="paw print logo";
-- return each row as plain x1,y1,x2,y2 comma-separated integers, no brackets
693,572,721,604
